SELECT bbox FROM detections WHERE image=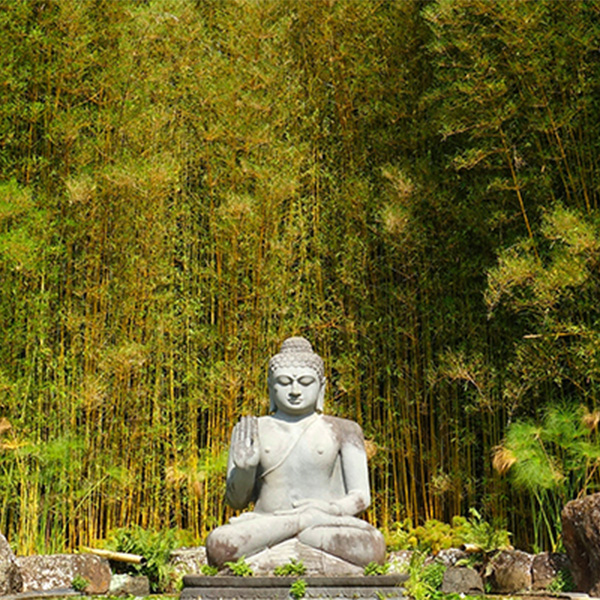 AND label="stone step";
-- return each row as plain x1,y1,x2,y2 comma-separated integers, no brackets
181,574,408,600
